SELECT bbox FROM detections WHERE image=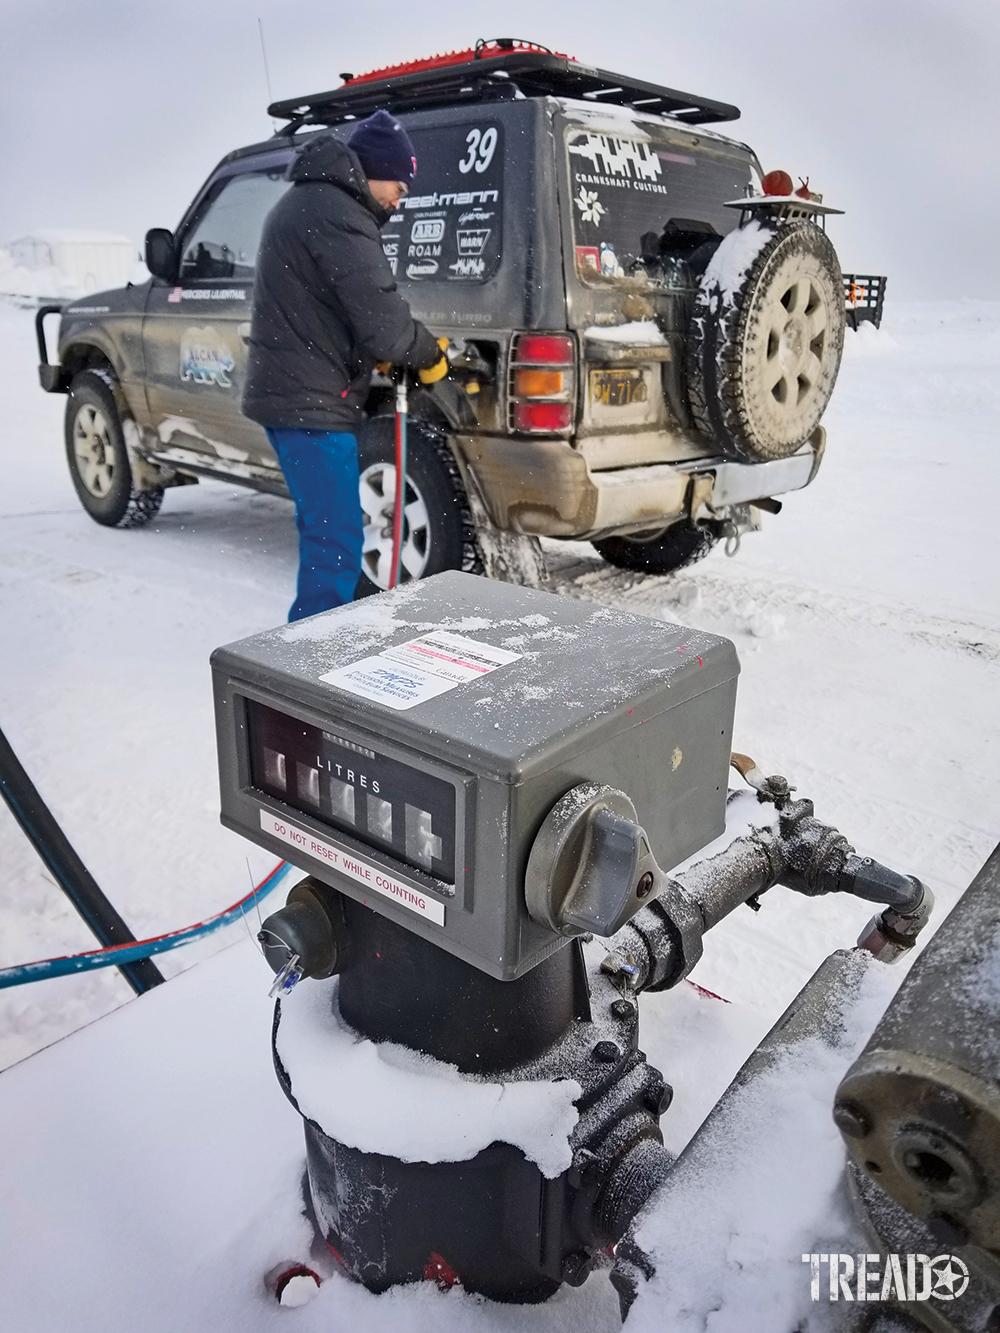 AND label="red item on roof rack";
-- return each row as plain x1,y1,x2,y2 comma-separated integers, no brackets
343,39,573,87
269,45,739,129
